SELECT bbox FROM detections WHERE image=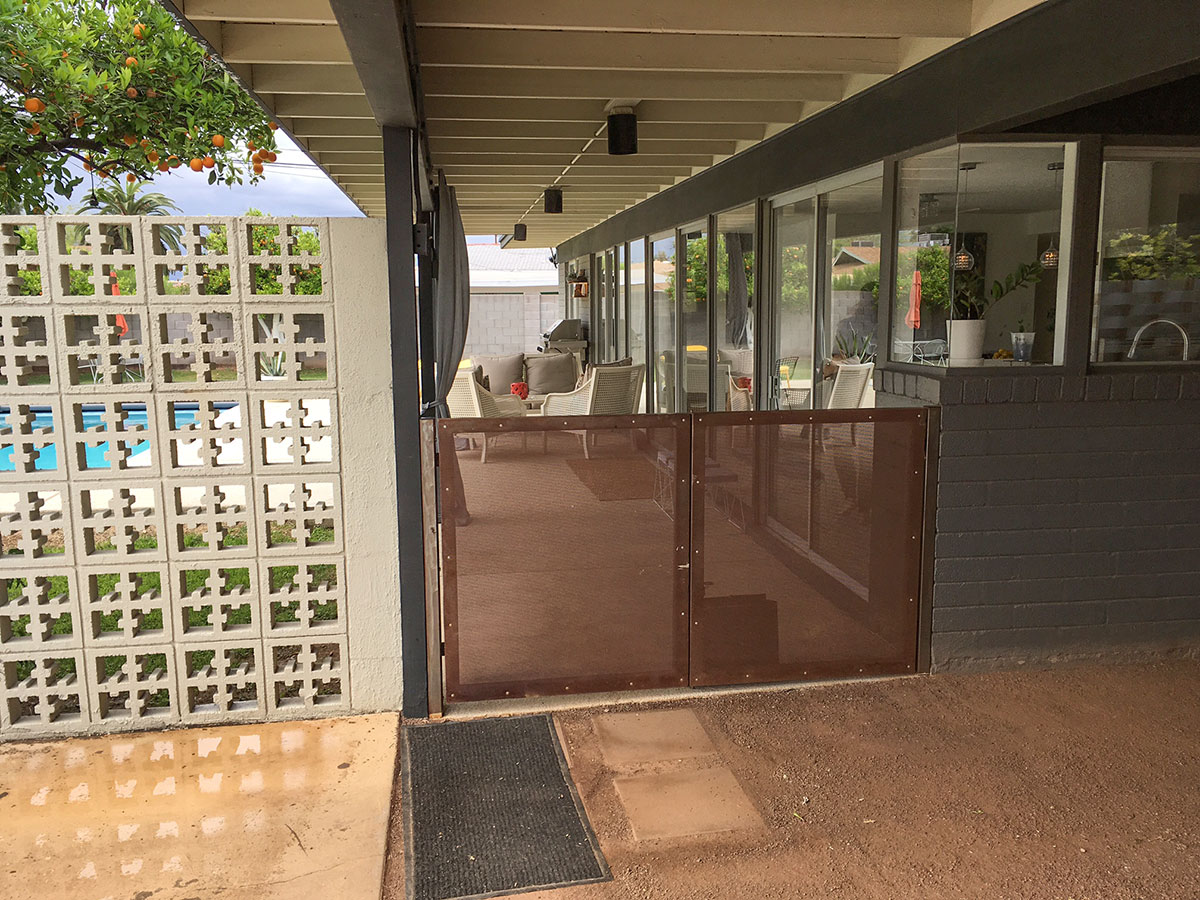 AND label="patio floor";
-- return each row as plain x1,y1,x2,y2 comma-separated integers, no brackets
0,713,398,900
385,659,1199,900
